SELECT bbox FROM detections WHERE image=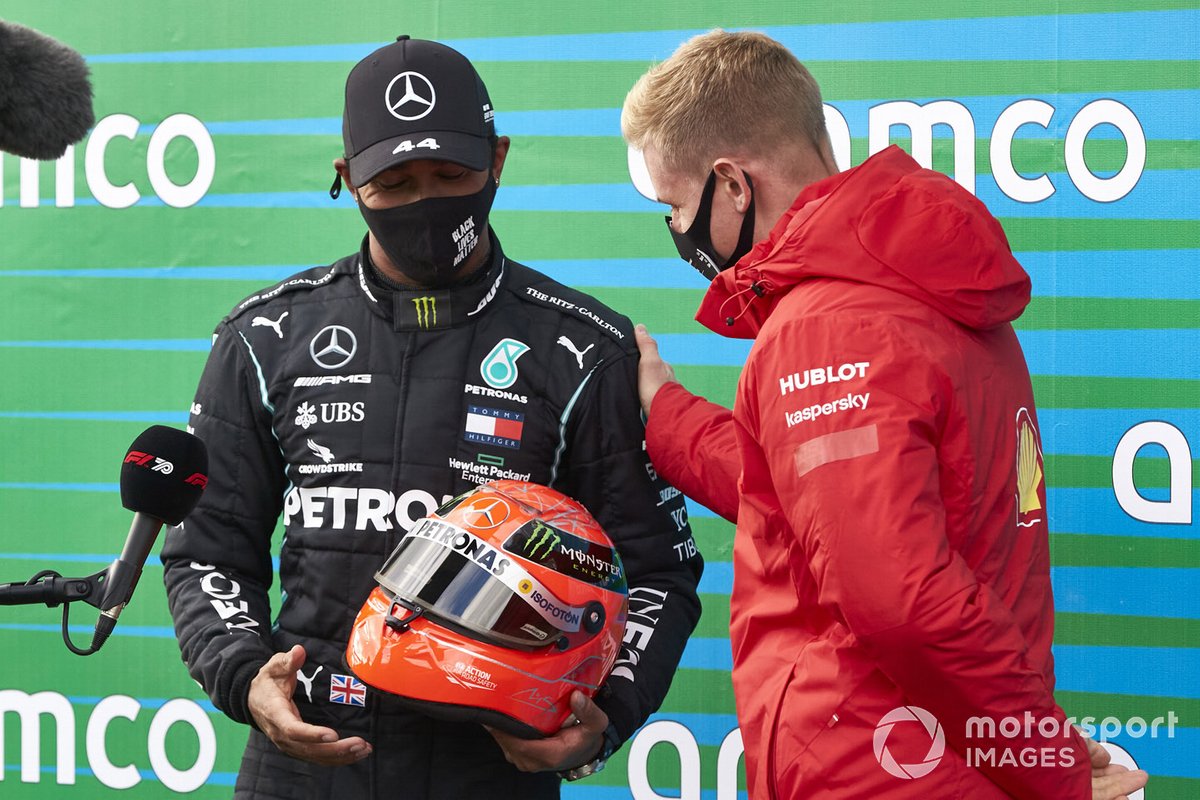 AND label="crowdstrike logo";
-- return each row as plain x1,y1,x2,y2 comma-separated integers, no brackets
306,439,335,464
873,706,945,779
